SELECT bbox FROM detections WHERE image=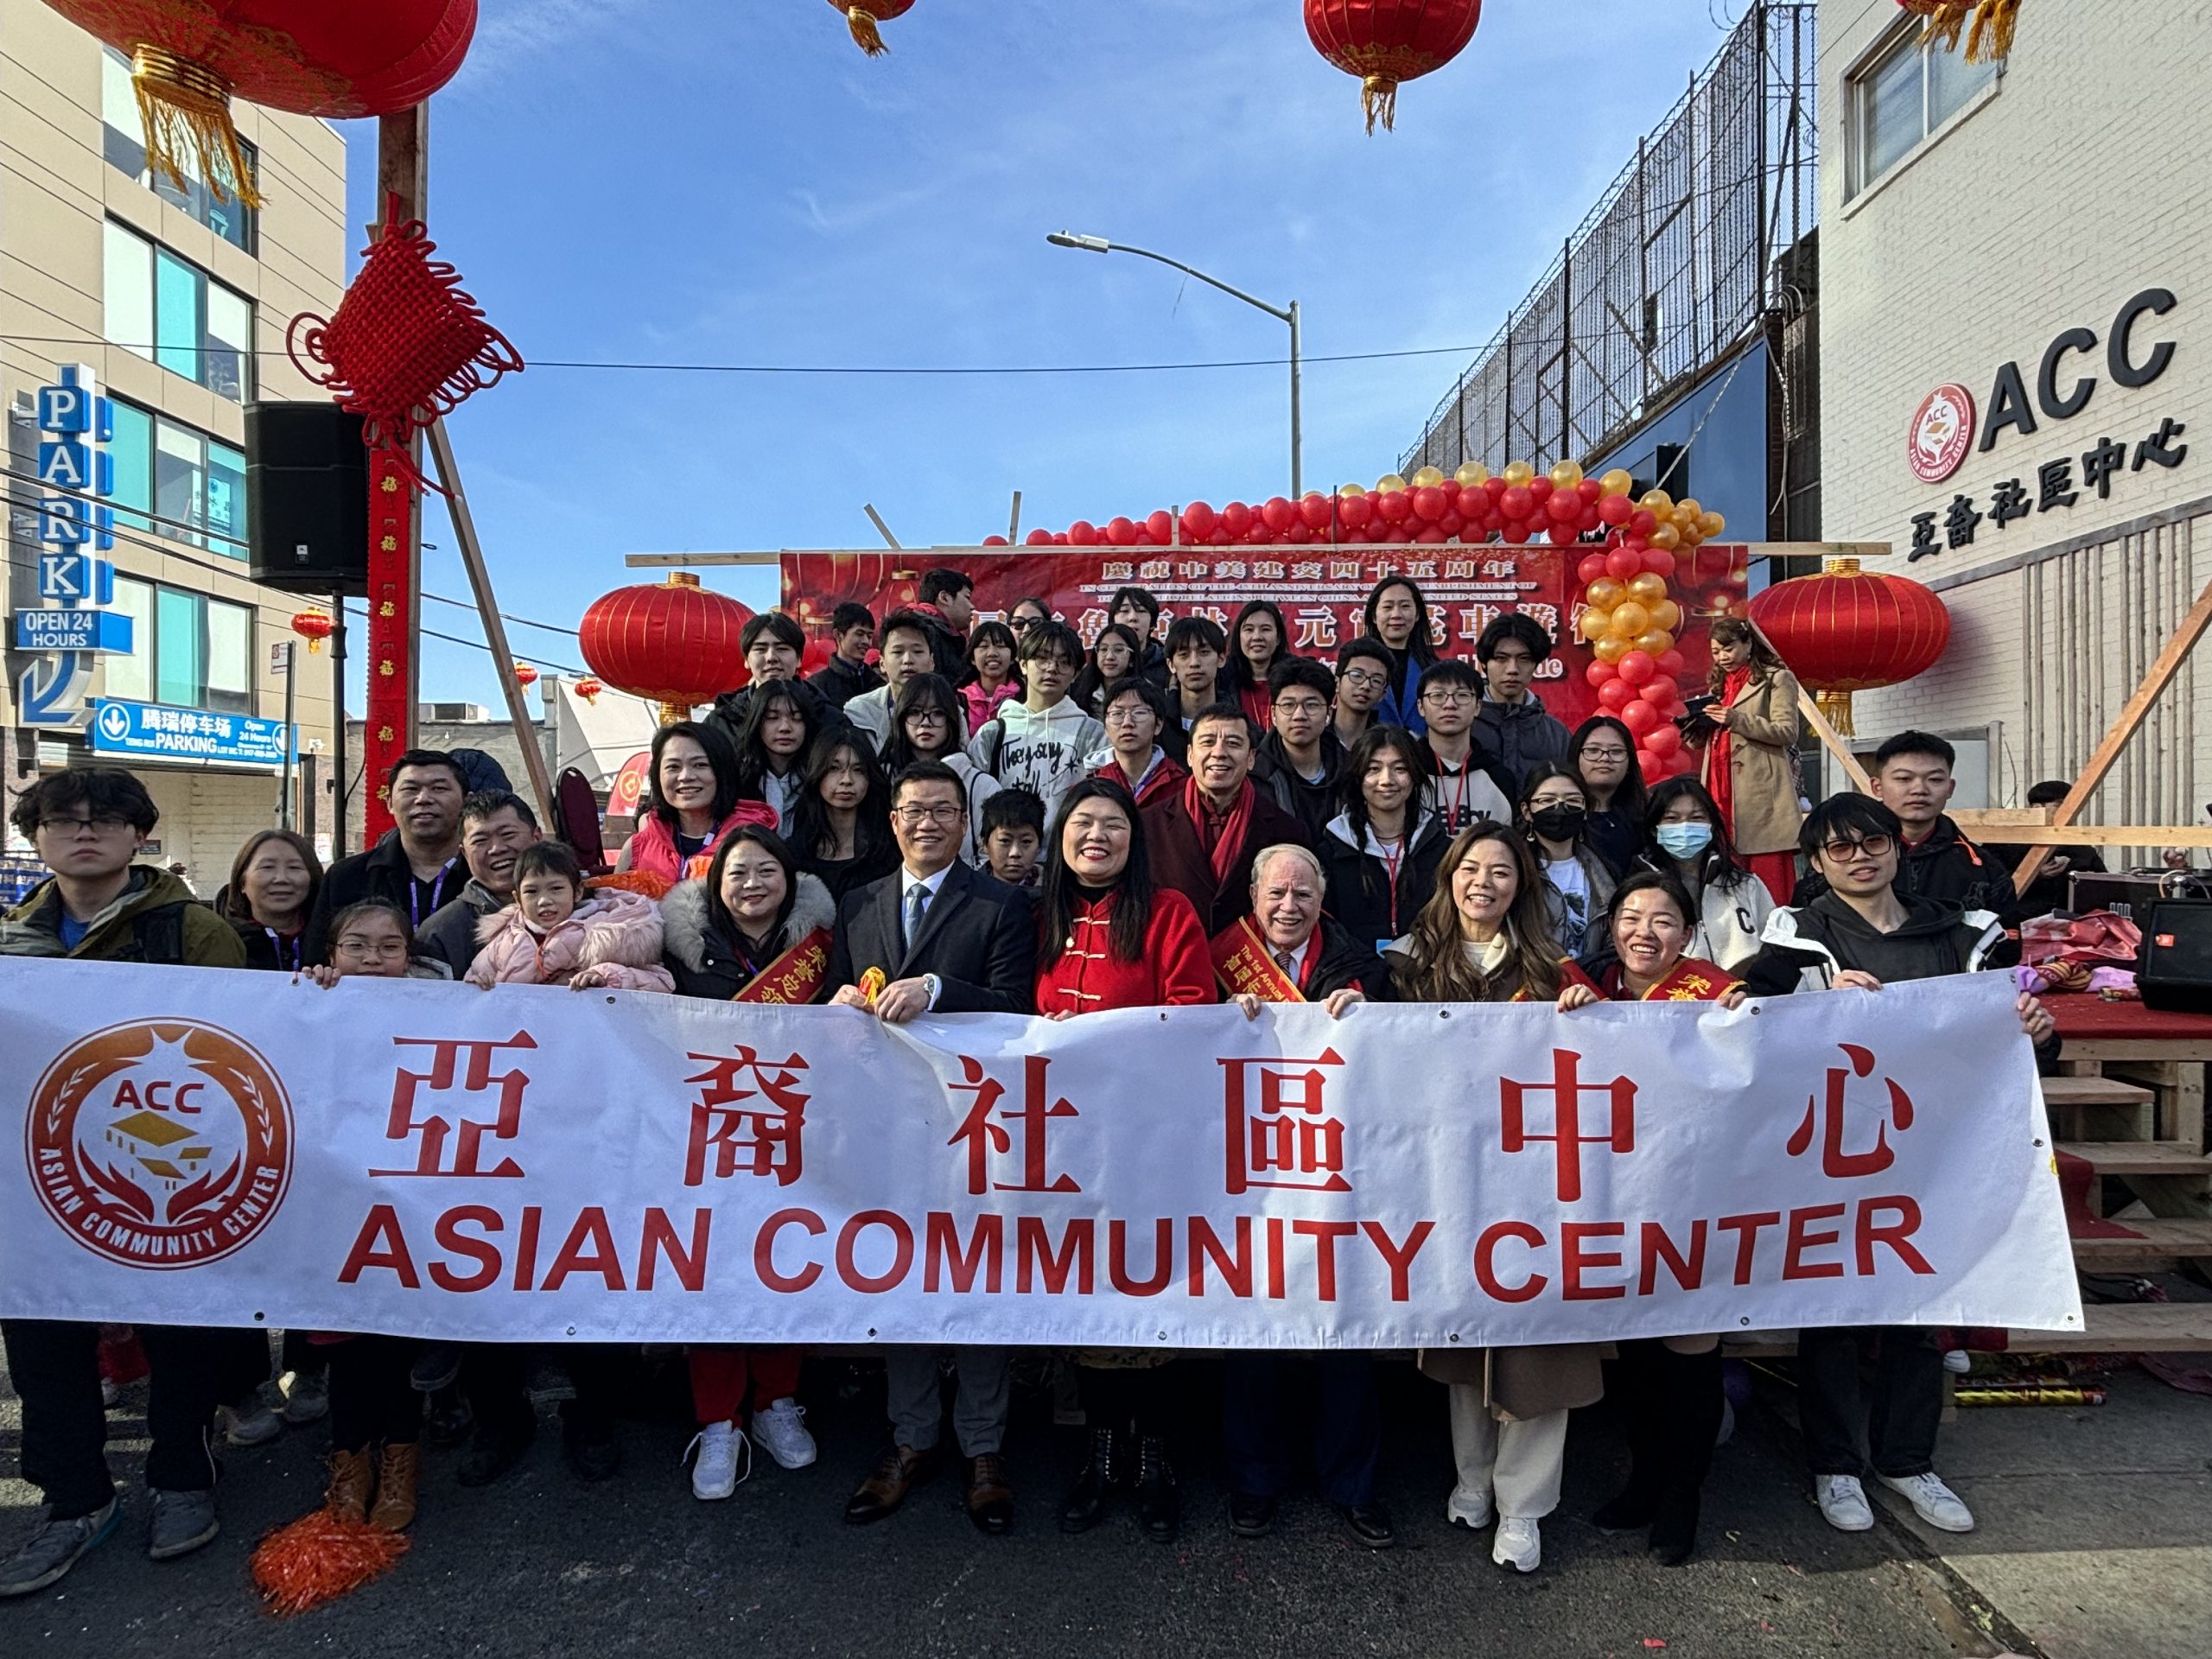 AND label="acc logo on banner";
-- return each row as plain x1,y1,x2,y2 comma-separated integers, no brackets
28,1020,293,1268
